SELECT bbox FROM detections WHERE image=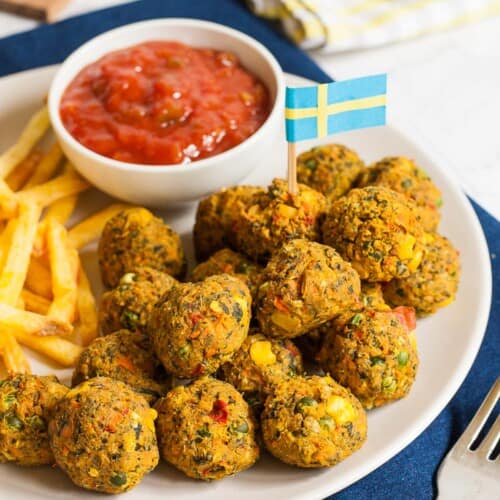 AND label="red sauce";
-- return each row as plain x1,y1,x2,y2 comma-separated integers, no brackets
60,41,271,165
